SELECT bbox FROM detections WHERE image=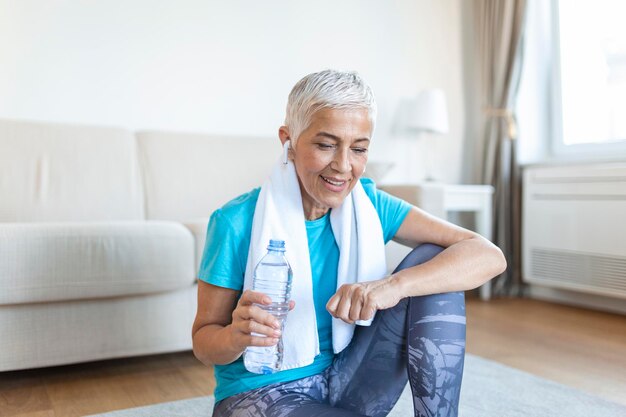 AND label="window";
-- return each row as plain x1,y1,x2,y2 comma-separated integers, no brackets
556,0,626,147
518,0,626,162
